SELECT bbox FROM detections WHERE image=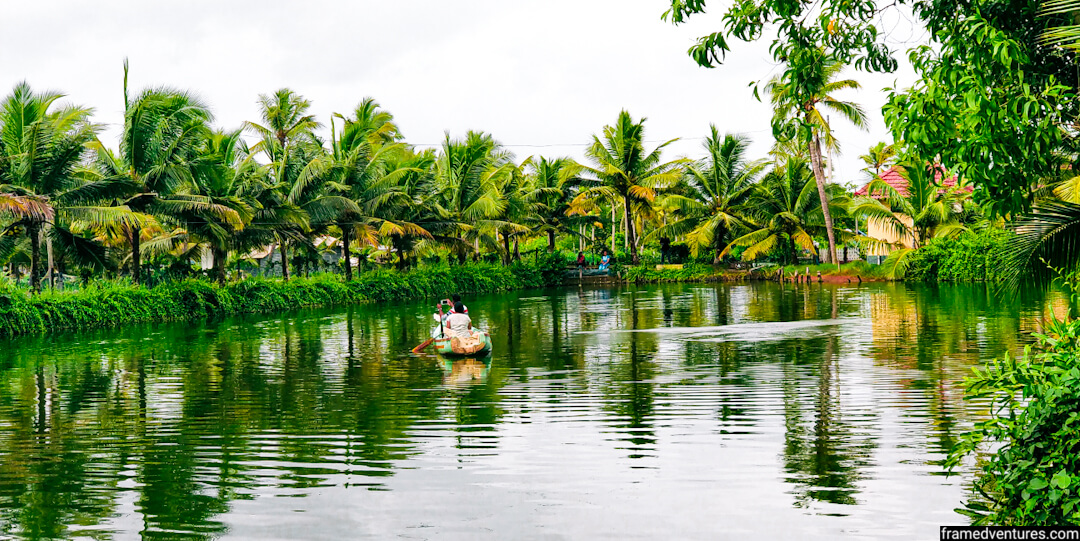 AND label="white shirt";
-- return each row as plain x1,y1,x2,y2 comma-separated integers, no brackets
445,312,472,339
